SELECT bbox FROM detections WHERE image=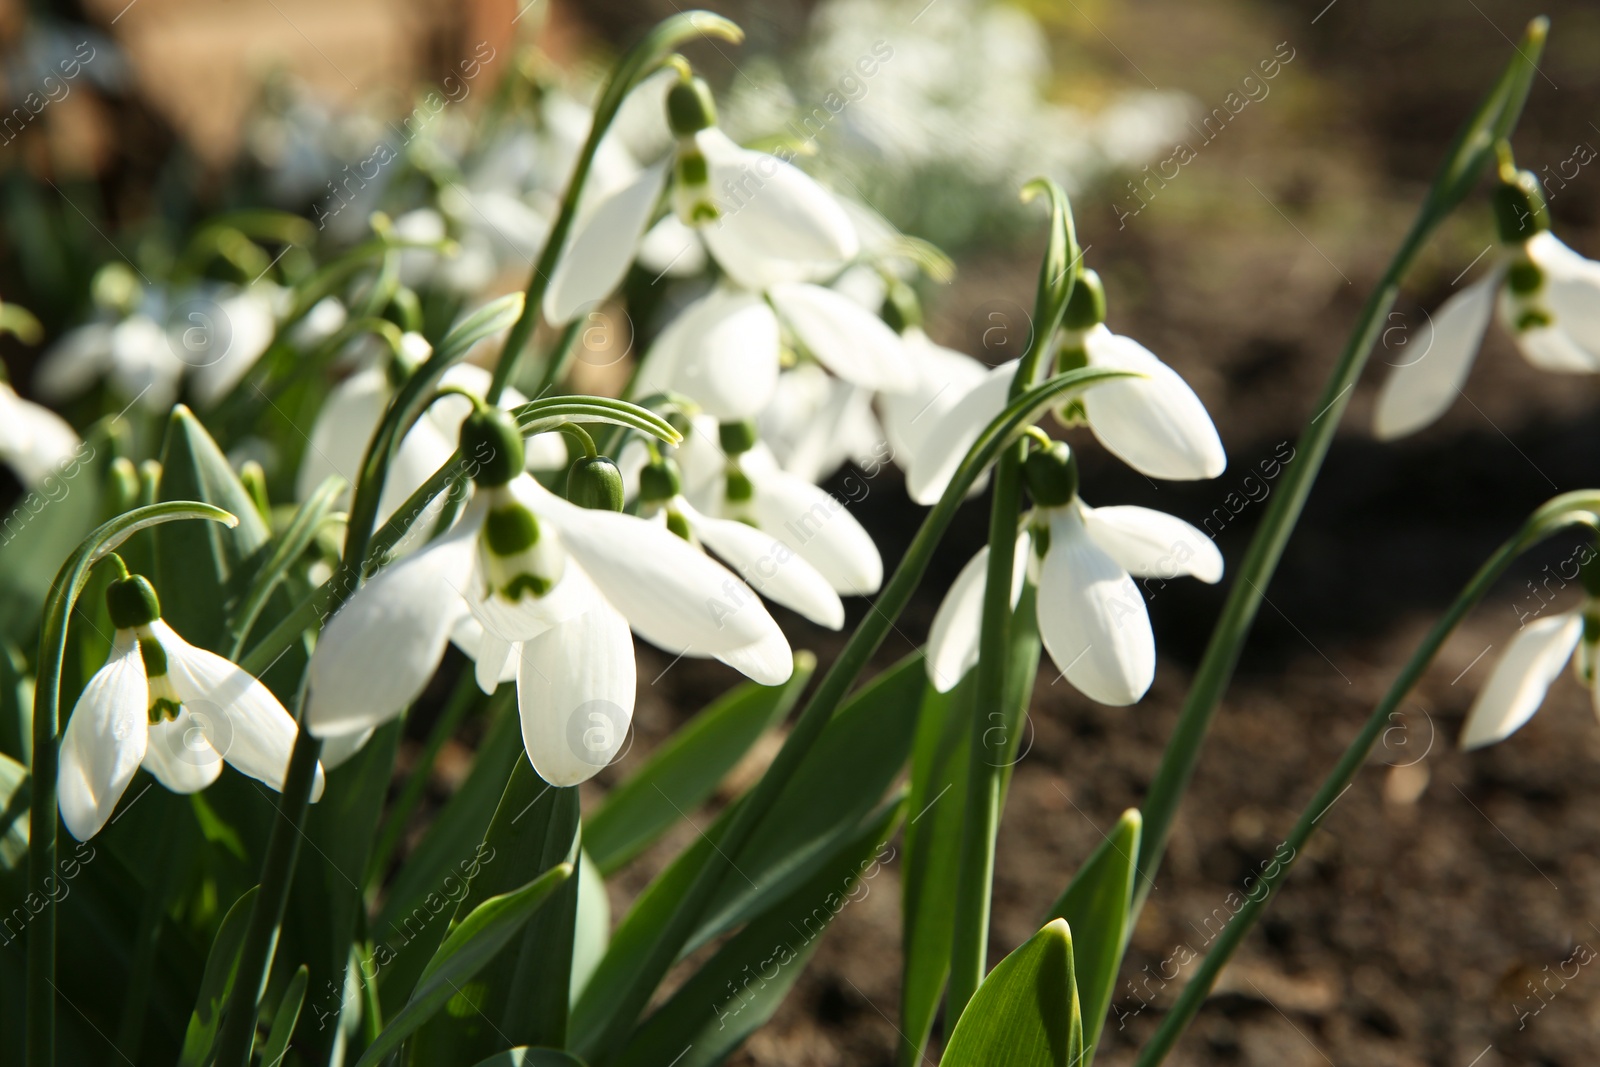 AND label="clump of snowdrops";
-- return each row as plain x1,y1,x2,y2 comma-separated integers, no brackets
1,11,1593,1067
